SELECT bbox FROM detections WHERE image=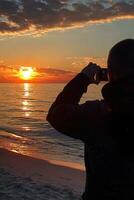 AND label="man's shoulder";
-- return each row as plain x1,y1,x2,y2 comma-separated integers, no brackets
84,99,105,106
84,99,108,113
80,99,109,121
